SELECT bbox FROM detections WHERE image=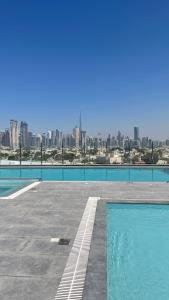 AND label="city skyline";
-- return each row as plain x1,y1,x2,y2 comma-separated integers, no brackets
1,1,169,139
1,118,169,143
0,111,169,140
1,117,169,140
